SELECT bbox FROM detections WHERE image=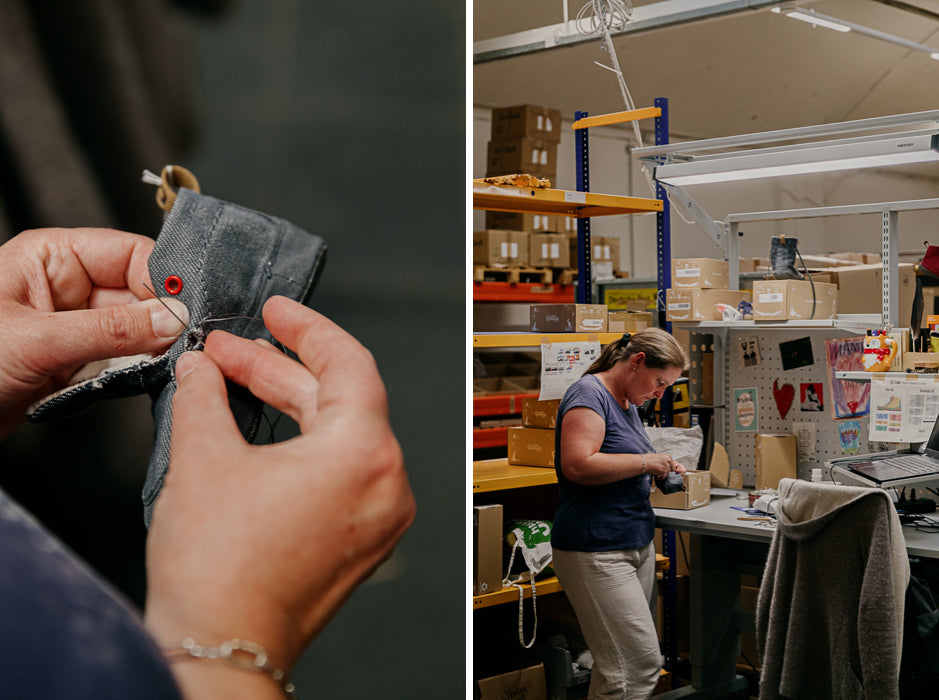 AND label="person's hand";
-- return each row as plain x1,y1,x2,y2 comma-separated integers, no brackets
645,452,677,479
144,296,416,696
0,228,189,439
